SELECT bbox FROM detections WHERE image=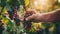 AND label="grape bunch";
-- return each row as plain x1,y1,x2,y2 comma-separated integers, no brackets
24,10,35,30
7,6,18,20
0,20,4,34
7,6,21,26
23,20,32,30
13,8,20,26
